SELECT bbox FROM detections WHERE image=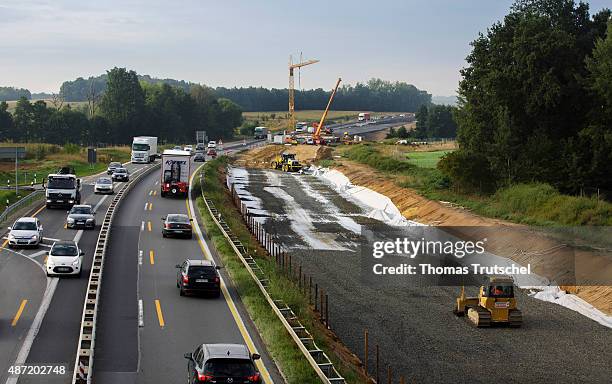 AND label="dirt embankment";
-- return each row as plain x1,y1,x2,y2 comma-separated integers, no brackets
334,160,612,315
233,144,331,169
